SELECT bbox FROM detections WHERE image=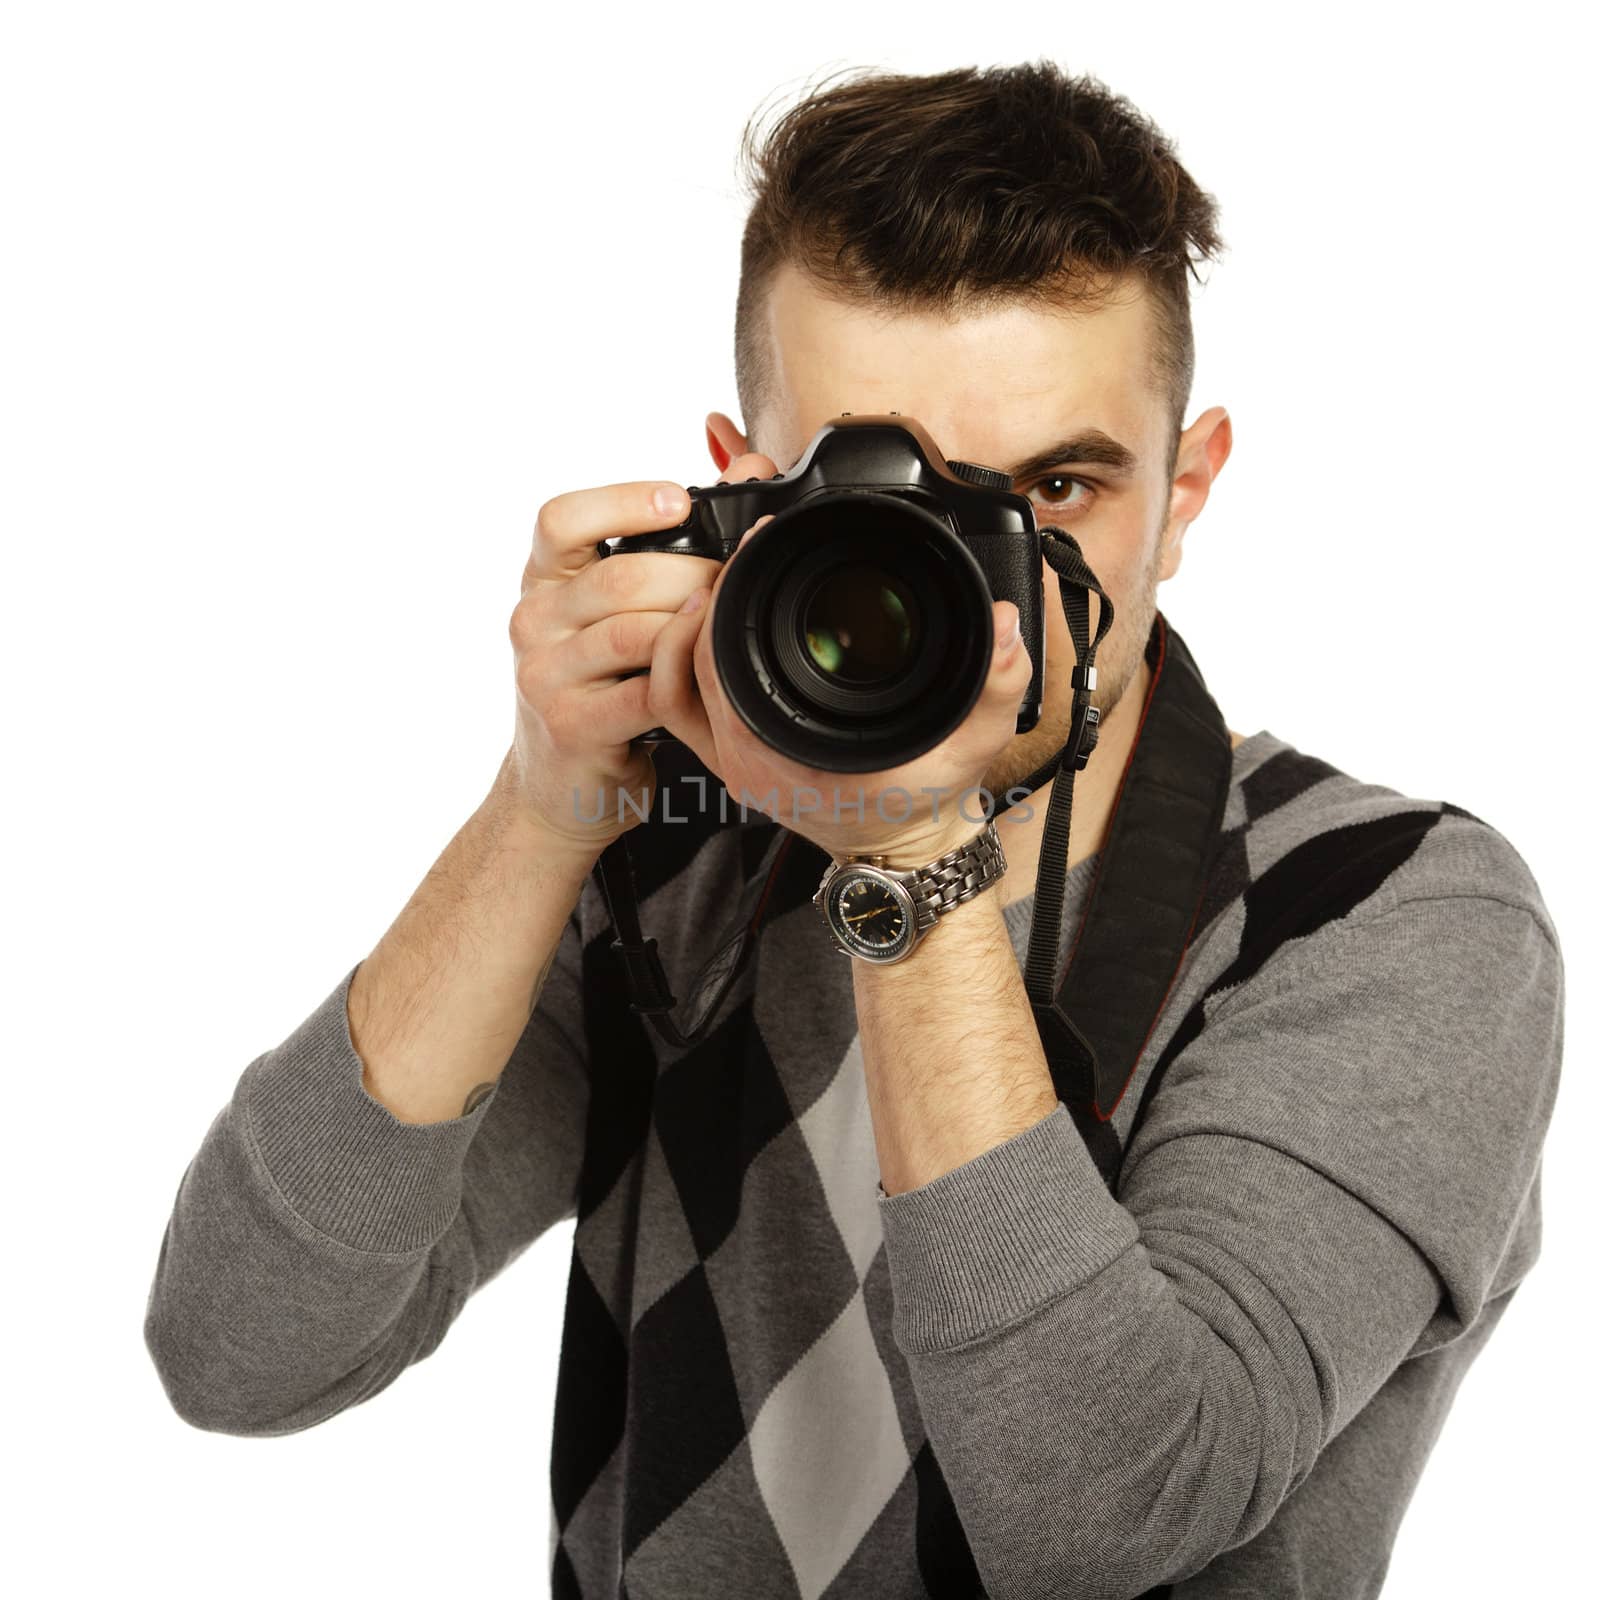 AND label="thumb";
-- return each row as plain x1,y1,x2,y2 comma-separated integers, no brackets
987,600,1033,704
952,599,1033,763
